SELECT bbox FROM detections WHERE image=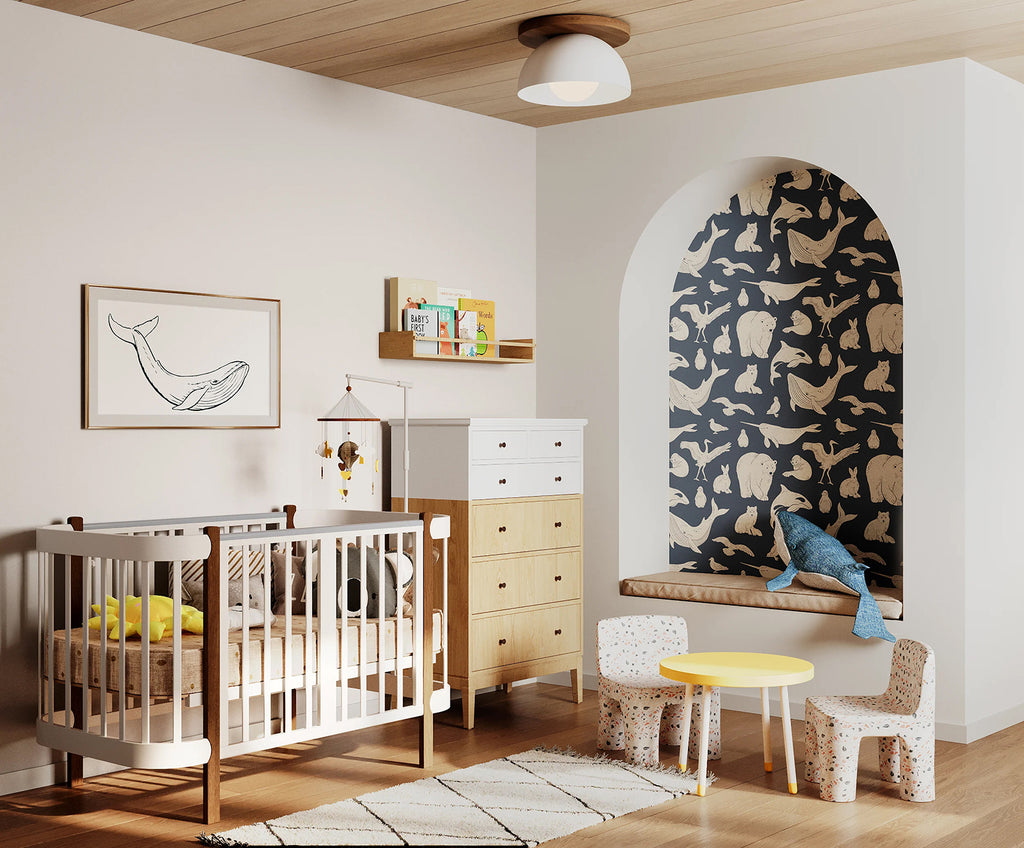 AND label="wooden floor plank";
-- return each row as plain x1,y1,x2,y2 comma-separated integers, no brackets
1,683,1022,847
